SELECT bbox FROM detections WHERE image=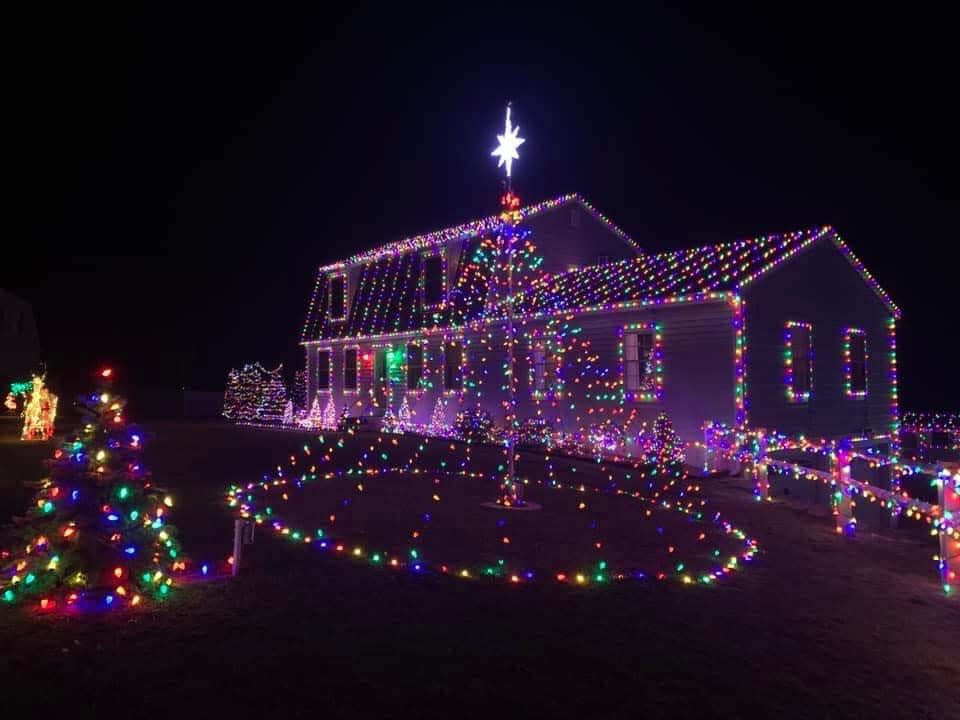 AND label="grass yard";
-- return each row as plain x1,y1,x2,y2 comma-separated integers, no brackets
1,418,957,718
